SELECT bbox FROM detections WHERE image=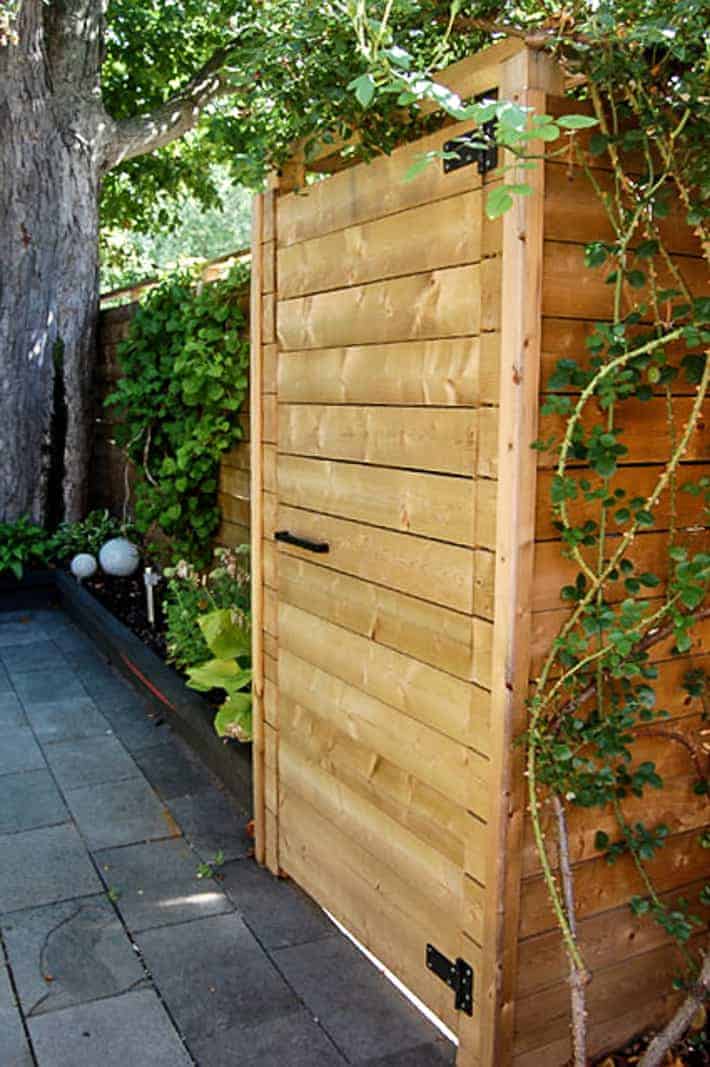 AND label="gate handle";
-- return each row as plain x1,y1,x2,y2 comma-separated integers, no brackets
275,530,330,554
